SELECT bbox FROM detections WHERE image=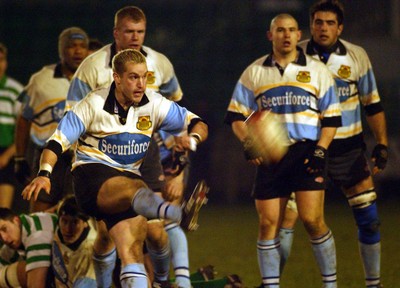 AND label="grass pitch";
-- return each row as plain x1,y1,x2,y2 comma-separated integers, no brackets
186,196,399,287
